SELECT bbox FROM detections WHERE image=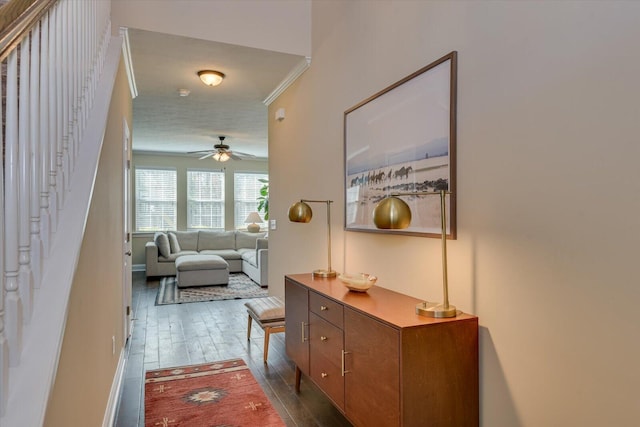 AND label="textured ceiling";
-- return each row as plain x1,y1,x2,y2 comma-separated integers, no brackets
129,28,305,159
